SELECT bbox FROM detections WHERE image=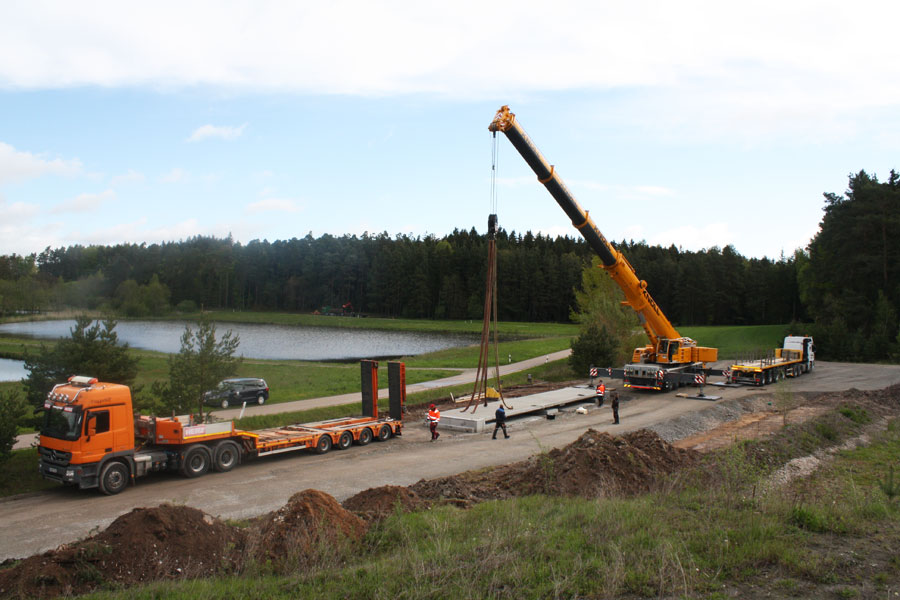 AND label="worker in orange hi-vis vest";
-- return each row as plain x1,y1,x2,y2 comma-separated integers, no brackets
595,380,606,407
427,404,441,441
